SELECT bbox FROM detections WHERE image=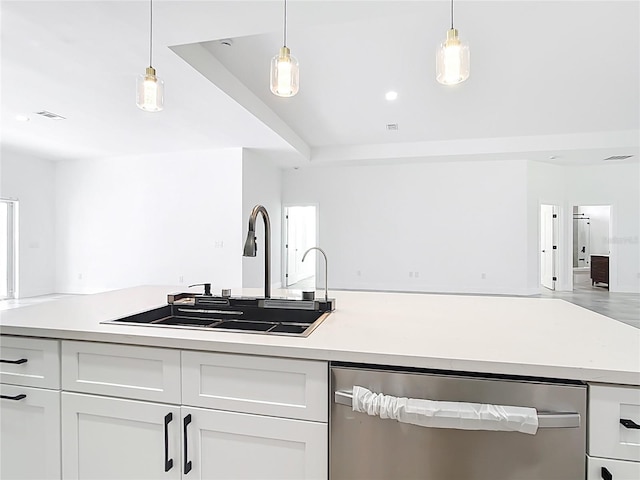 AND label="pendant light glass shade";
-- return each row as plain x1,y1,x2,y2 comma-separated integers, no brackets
137,0,164,111
270,46,299,97
436,0,469,85
137,67,164,111
270,0,299,97
436,28,470,85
